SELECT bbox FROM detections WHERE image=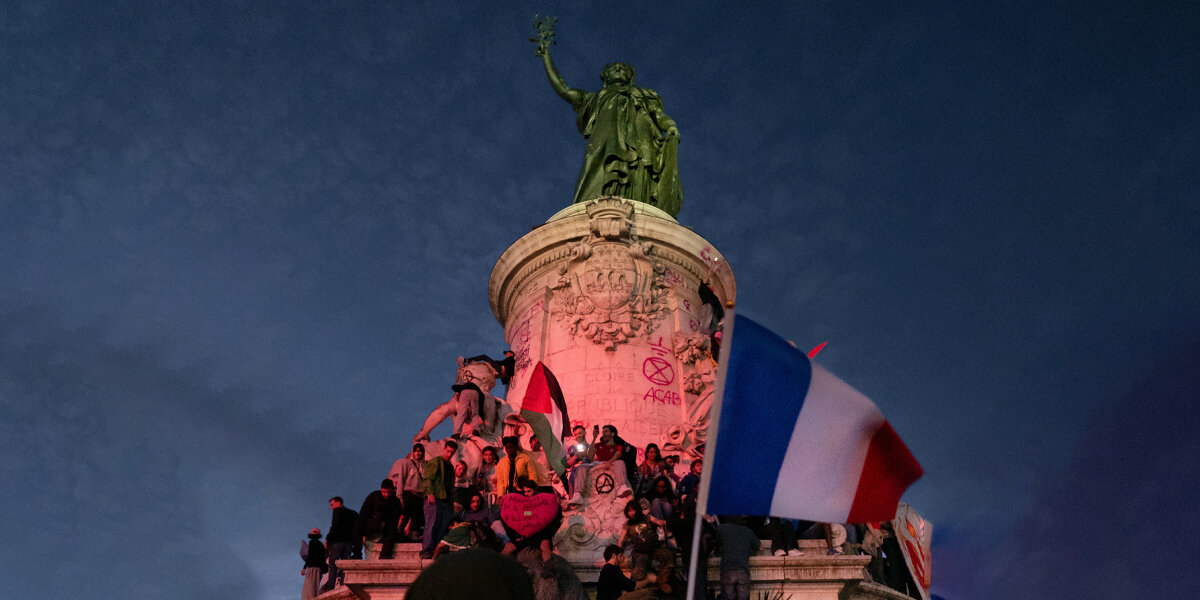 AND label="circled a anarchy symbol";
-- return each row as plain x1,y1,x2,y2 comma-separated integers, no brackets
595,473,616,494
642,357,675,385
